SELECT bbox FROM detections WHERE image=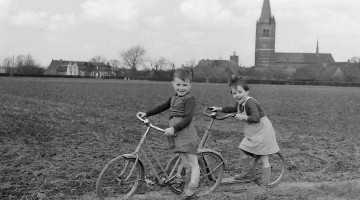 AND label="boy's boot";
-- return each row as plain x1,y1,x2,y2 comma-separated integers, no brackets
261,167,271,186
182,171,191,195
182,183,199,200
